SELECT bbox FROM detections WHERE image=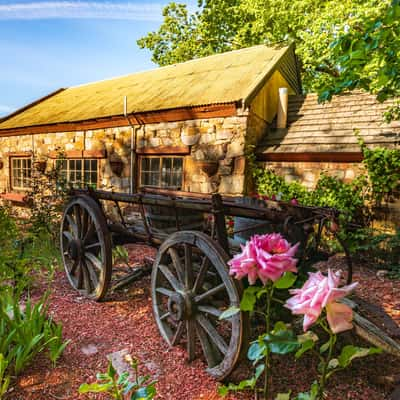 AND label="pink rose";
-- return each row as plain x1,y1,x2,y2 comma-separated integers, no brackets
290,198,299,206
228,233,299,285
285,269,358,333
